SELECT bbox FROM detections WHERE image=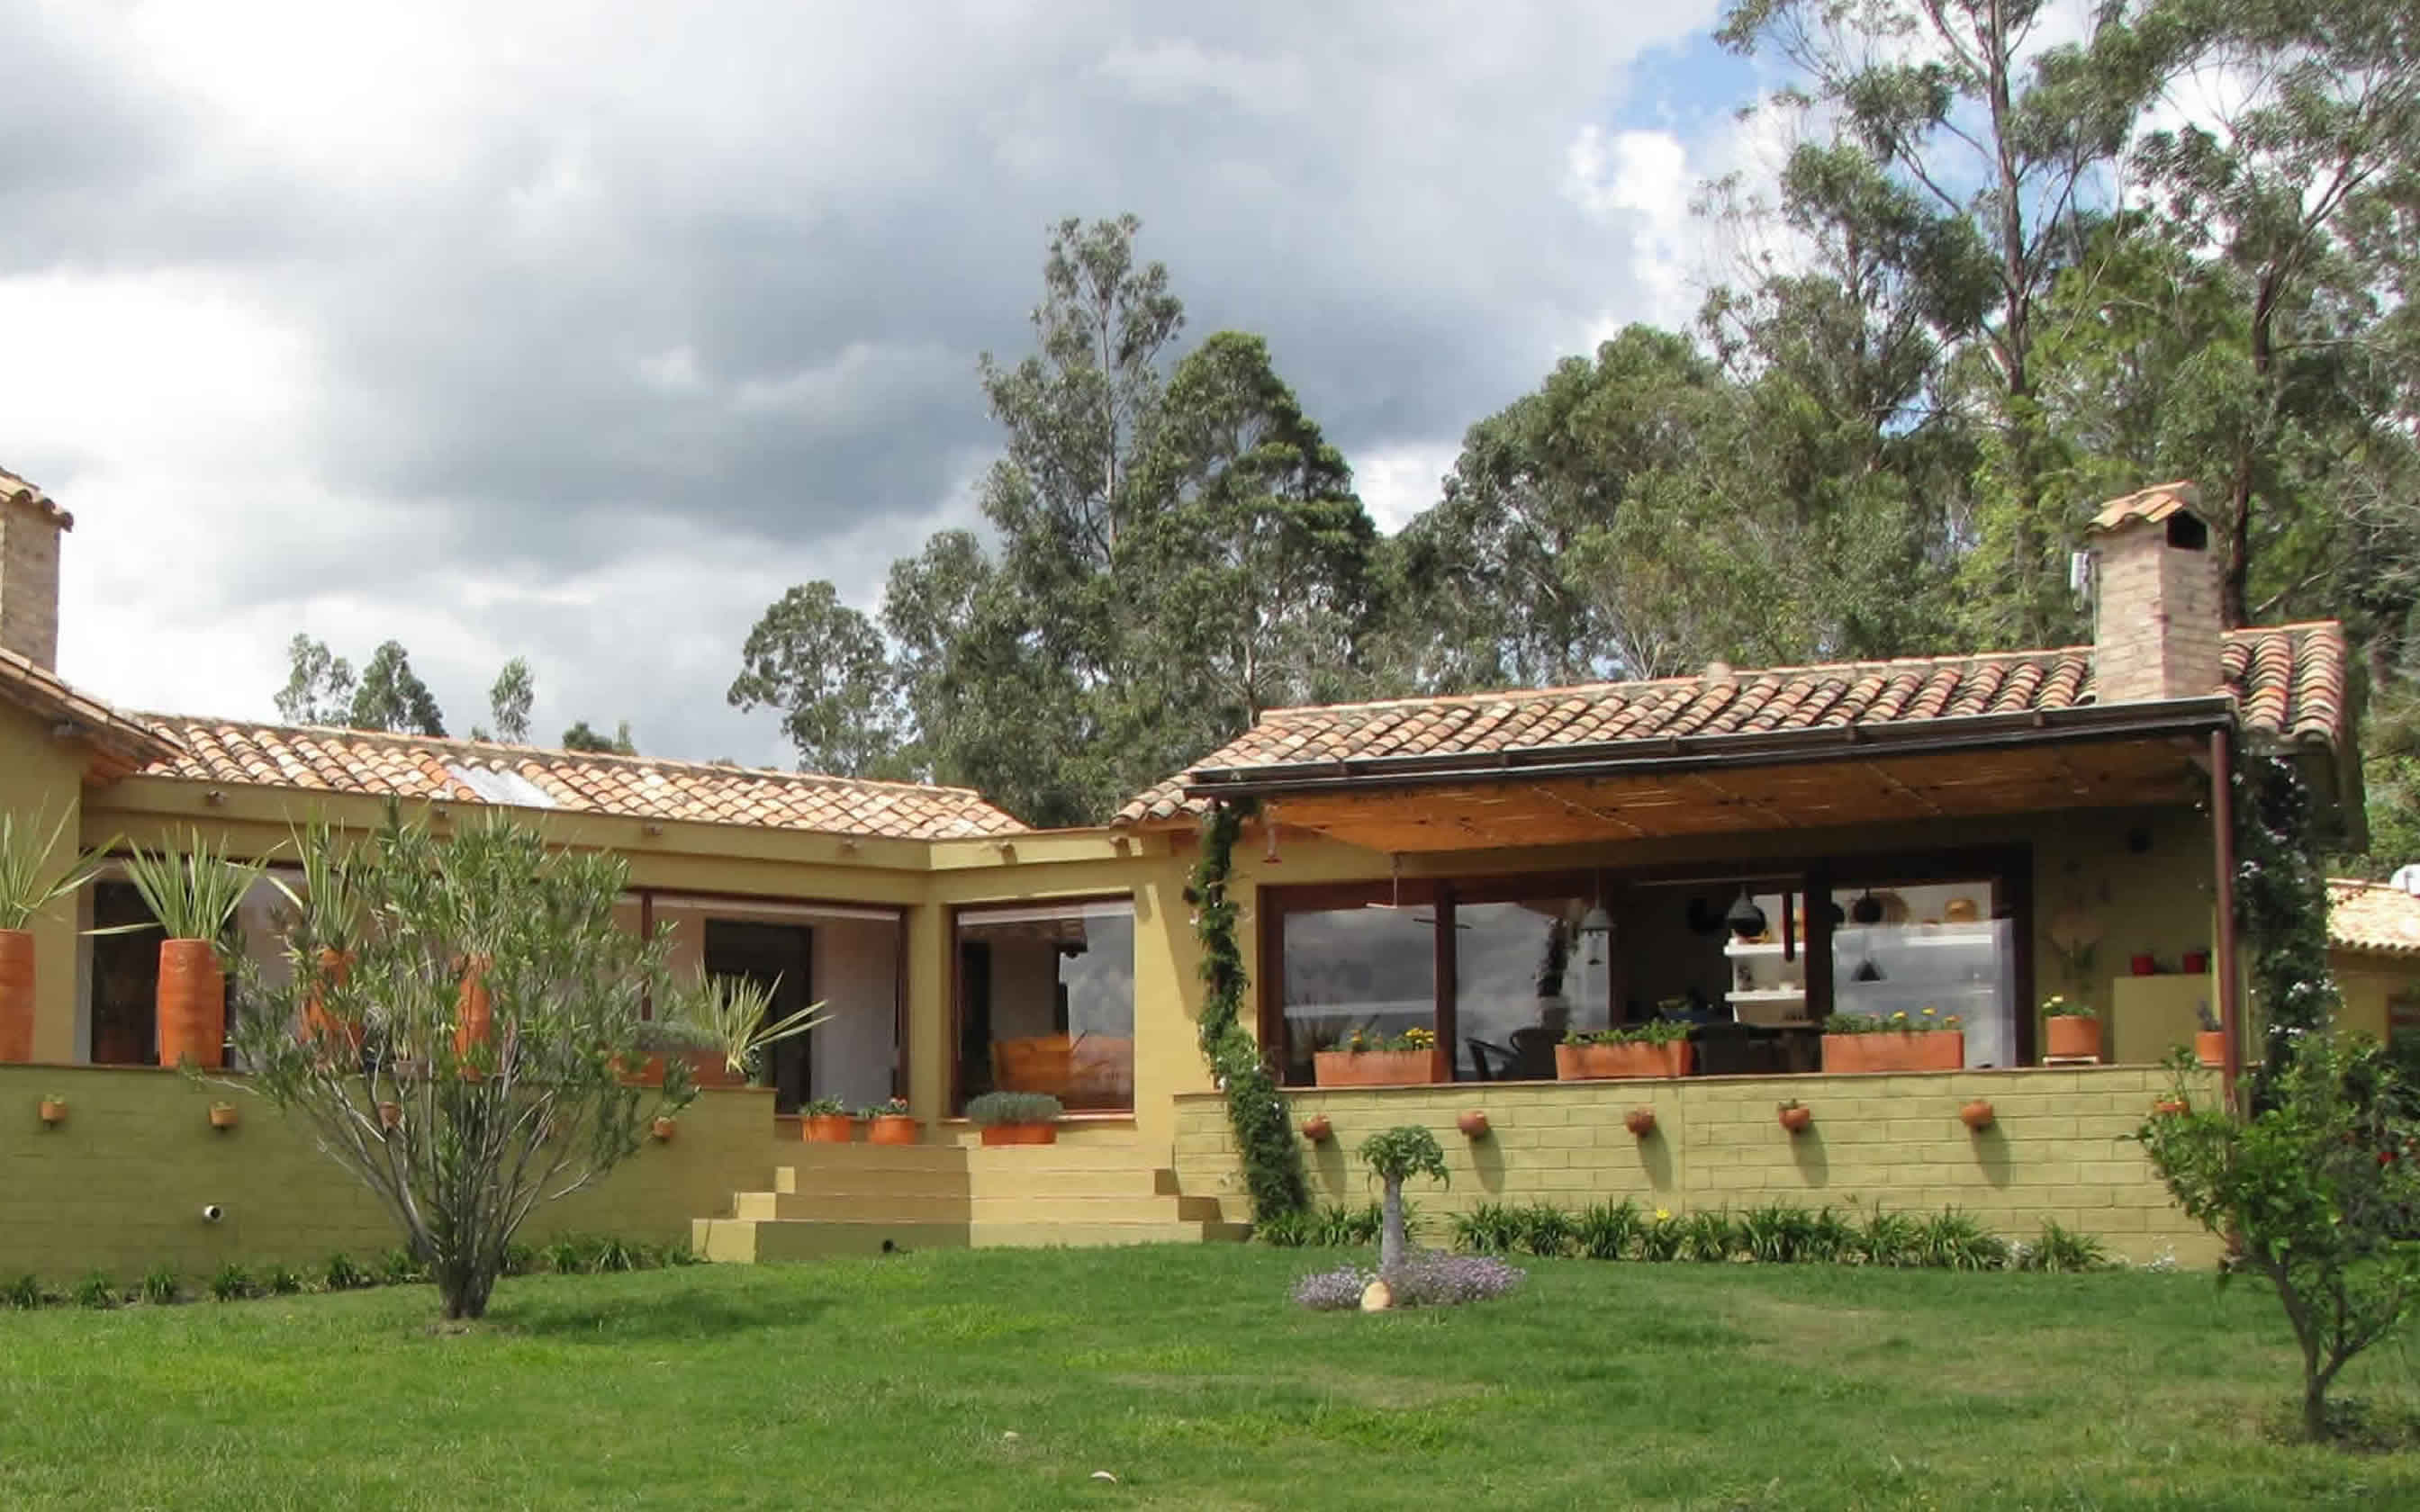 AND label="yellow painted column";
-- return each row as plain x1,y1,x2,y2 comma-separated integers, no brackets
0,704,85,1063
903,900,952,1123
